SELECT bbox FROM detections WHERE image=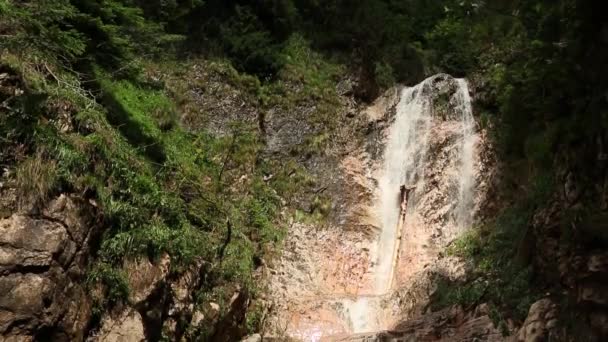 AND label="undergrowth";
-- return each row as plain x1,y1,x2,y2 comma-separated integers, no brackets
0,50,295,335
0,25,342,336
432,175,555,331
1,1,344,335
